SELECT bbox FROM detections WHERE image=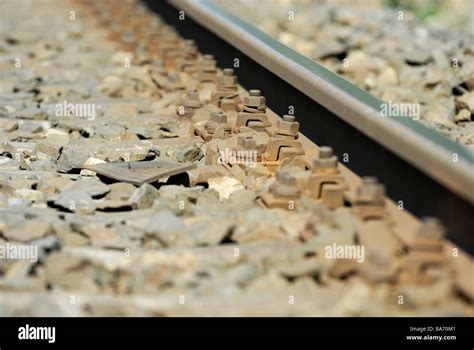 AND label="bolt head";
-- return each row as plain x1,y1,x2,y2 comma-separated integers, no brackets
418,217,444,240
244,93,265,108
276,170,296,186
319,146,333,159
200,54,216,70
217,73,238,86
187,90,199,100
313,156,338,171
249,89,261,96
237,135,256,149
357,177,385,203
210,111,227,124
277,118,299,135
363,176,378,185
183,91,203,108
184,41,197,54
270,170,300,198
